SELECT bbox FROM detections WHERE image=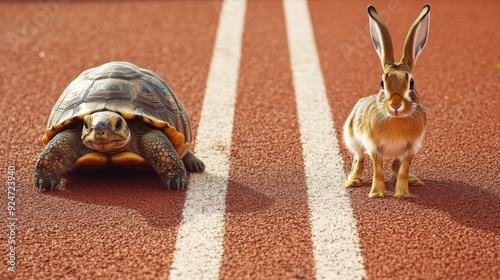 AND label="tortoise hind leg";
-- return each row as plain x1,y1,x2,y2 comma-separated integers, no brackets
140,131,187,190
34,129,82,191
182,151,205,173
